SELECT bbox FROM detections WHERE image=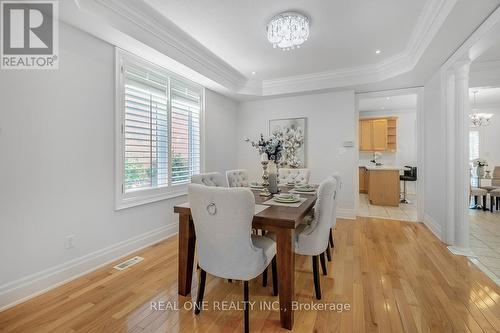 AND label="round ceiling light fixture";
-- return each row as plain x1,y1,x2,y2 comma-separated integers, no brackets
267,12,310,51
